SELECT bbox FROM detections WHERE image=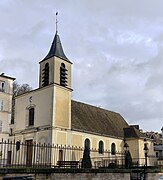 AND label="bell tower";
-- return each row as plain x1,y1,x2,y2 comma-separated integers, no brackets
39,20,72,130
39,32,72,89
